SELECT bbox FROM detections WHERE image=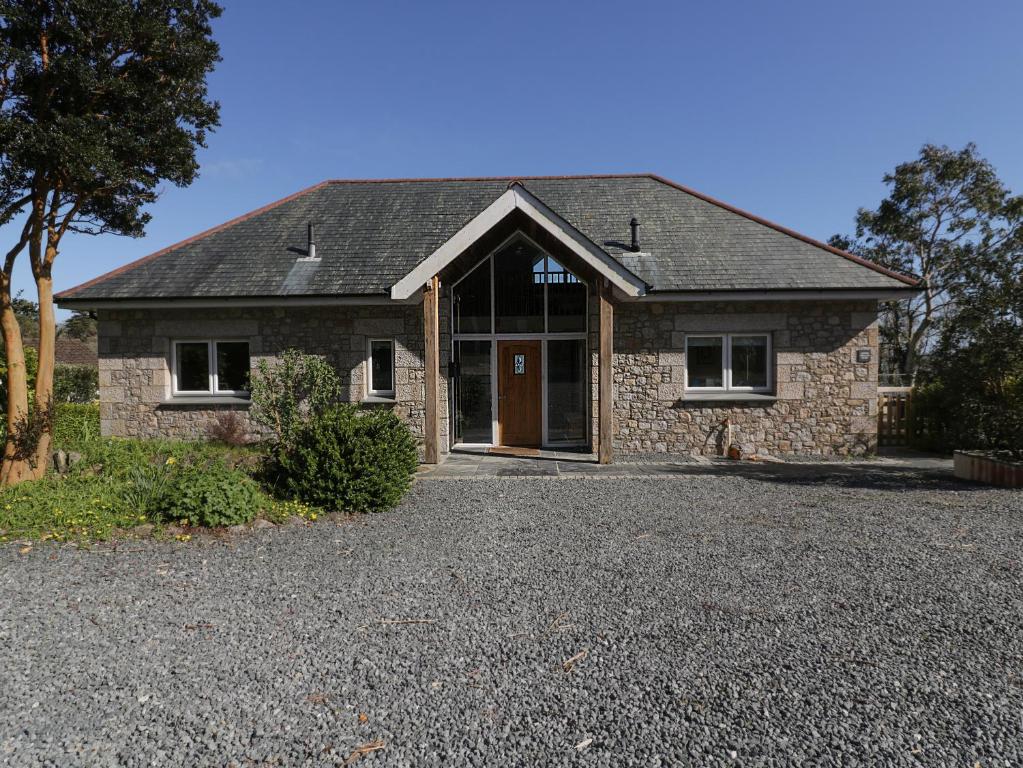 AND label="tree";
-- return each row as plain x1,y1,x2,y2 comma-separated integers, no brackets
830,143,1022,382
912,239,1023,457
0,1,221,483
10,289,37,337
58,308,96,340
